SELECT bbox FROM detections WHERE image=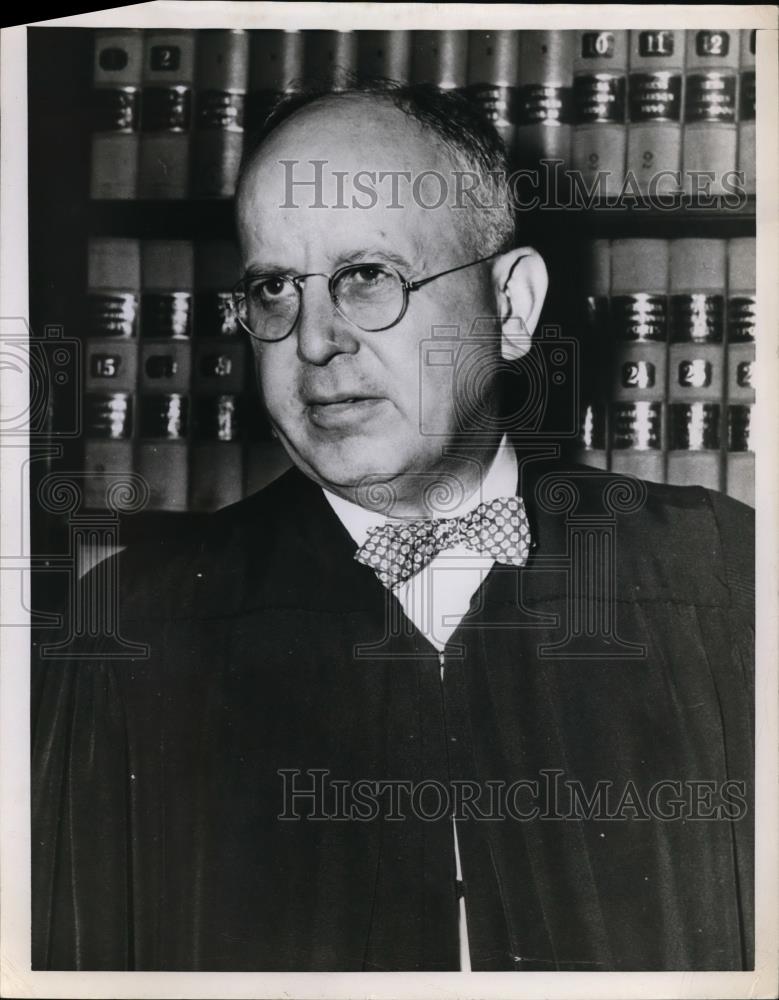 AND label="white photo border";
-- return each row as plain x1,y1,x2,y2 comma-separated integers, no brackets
2,4,777,998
